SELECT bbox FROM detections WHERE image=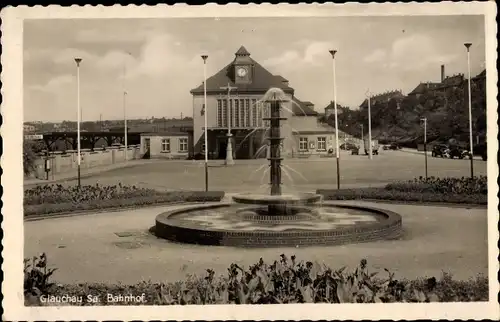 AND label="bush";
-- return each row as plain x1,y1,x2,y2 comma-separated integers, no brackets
24,184,225,218
317,187,486,205
25,254,488,306
385,176,487,195
24,183,164,205
23,141,45,176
